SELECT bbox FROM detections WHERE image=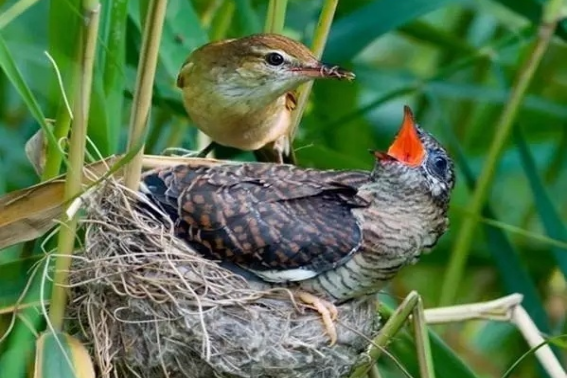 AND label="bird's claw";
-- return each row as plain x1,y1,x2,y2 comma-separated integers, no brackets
297,291,339,346
161,147,201,157
161,144,216,158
